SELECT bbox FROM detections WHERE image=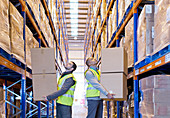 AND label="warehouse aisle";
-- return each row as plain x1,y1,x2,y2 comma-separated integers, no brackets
72,104,87,118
